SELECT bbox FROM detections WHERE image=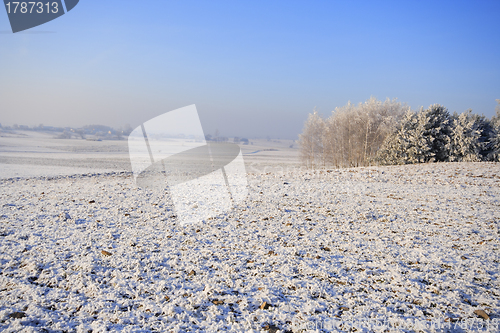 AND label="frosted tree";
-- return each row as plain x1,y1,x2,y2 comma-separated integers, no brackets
322,101,356,168
376,105,451,165
418,104,451,162
400,109,433,163
322,111,344,168
447,110,484,162
476,115,495,161
356,97,404,165
321,97,406,168
376,110,428,165
374,134,399,165
299,110,325,168
487,100,500,161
